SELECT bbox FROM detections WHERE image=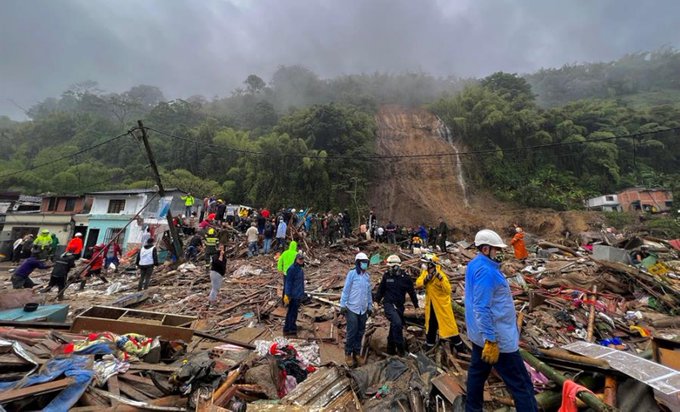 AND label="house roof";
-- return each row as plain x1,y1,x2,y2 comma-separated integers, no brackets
85,188,183,196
